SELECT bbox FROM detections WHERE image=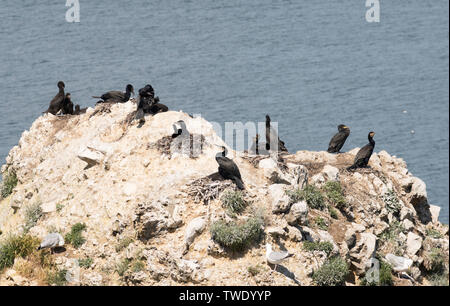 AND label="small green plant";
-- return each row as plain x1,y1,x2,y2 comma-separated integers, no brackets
1,171,18,199
56,203,64,213
315,217,328,230
287,185,325,210
378,220,406,256
312,256,349,286
382,189,401,215
131,260,145,273
429,272,449,286
426,228,443,239
65,223,87,248
424,248,446,273
0,234,40,271
24,202,43,232
303,241,334,257
362,259,393,286
221,190,247,215
46,268,68,286
328,206,338,219
323,181,347,210
247,265,264,276
116,258,131,277
78,257,93,269
210,216,264,252
115,237,134,252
